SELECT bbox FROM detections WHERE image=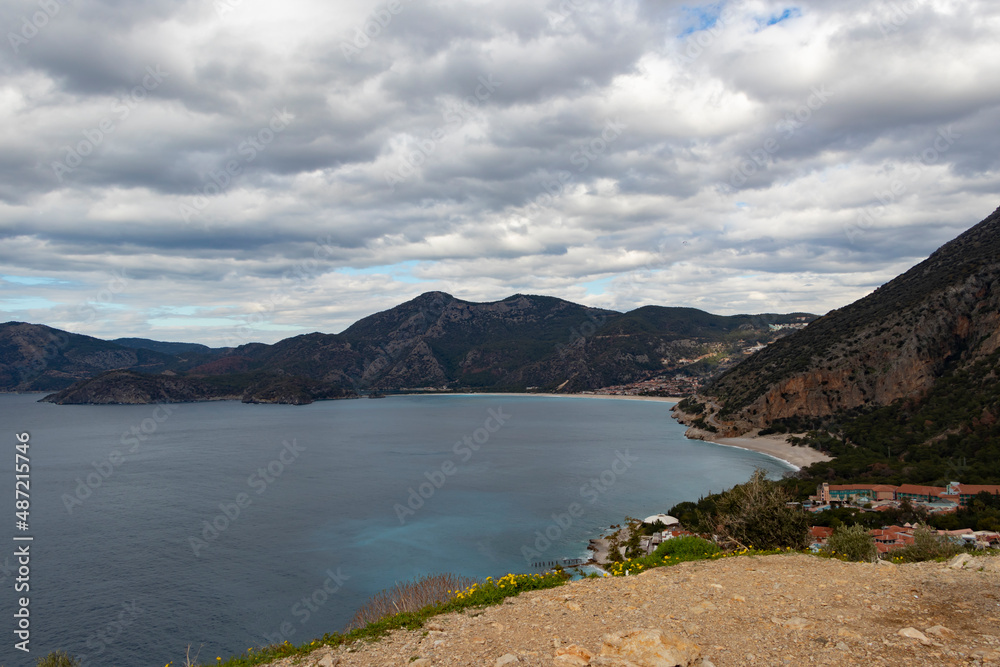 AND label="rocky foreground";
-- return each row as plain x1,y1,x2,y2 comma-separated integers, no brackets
263,553,1000,667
